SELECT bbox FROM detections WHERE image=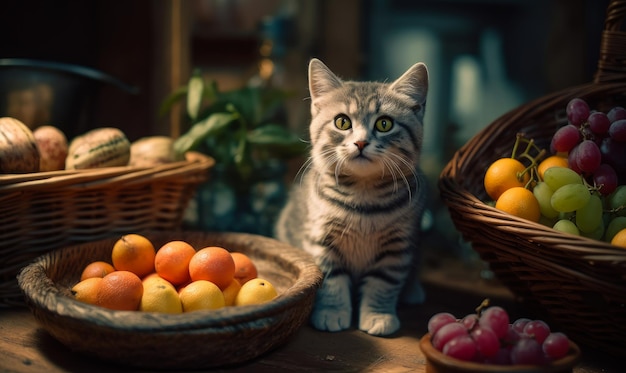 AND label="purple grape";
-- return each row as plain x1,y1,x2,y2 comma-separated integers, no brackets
608,106,626,122
470,326,500,358
485,347,512,365
511,338,546,365
443,335,477,361
479,306,510,339
503,324,522,345
600,137,626,182
428,312,457,336
575,139,602,173
568,144,583,174
566,98,590,126
609,119,626,142
593,163,619,195
432,322,468,351
512,318,532,333
460,314,479,330
551,124,581,153
588,111,611,135
523,320,551,344
542,332,570,360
